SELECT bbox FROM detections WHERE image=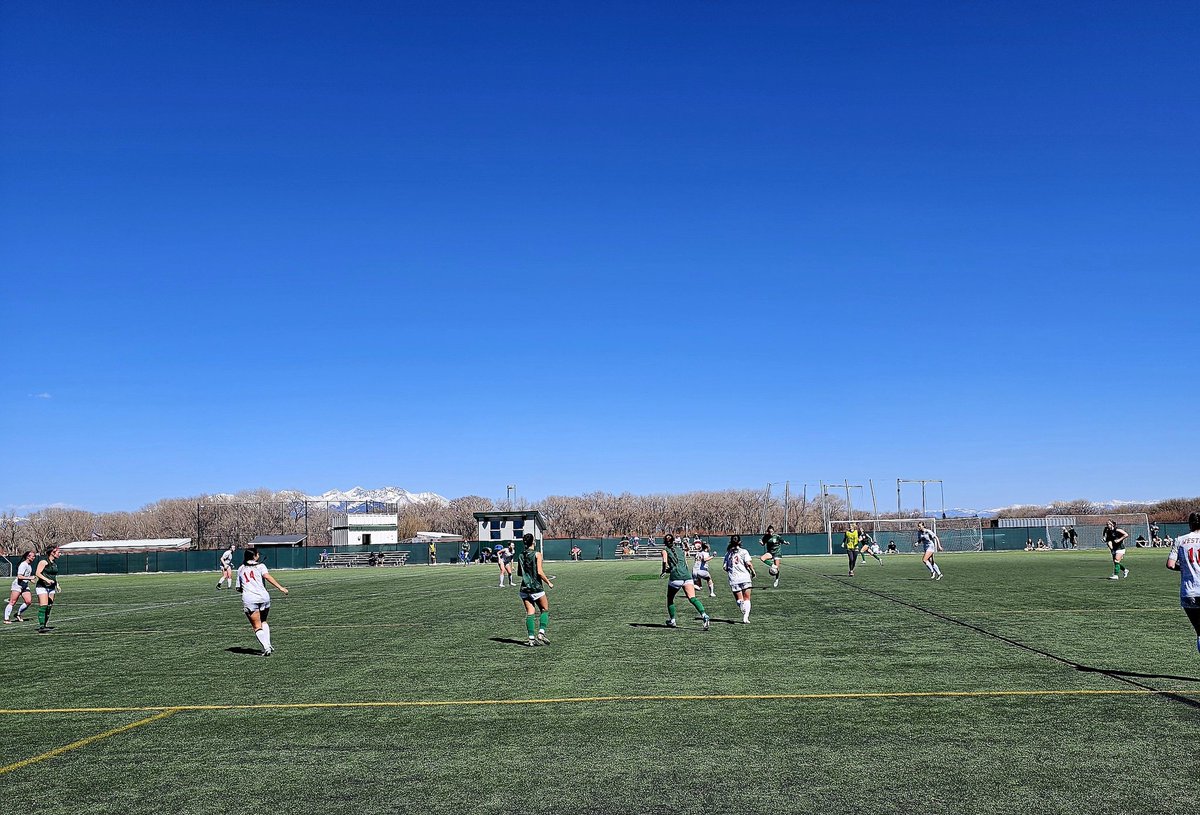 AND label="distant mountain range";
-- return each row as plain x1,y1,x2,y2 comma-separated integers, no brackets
206,486,451,509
